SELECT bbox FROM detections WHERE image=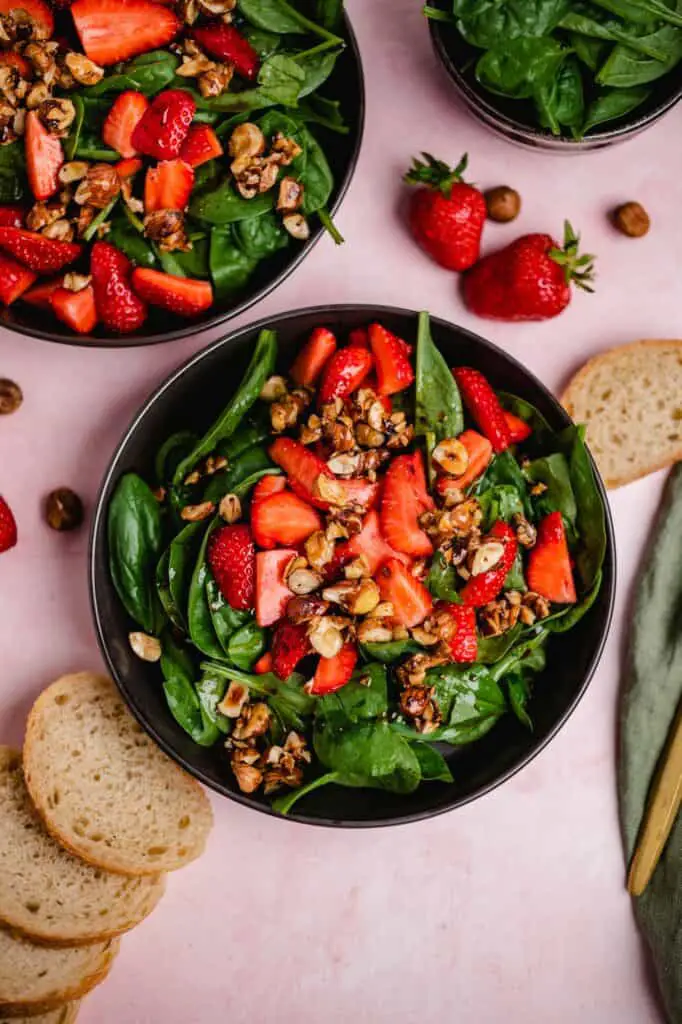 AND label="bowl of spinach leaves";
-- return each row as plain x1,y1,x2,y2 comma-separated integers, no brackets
0,1,364,346
90,304,615,826
426,0,682,149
